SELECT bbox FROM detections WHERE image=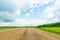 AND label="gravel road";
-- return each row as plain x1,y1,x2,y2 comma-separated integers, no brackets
0,28,60,40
